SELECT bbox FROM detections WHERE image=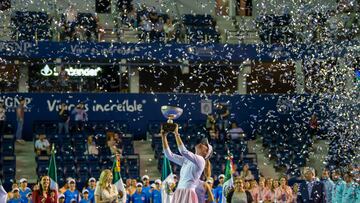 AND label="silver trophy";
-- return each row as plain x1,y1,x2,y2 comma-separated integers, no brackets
161,106,183,132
